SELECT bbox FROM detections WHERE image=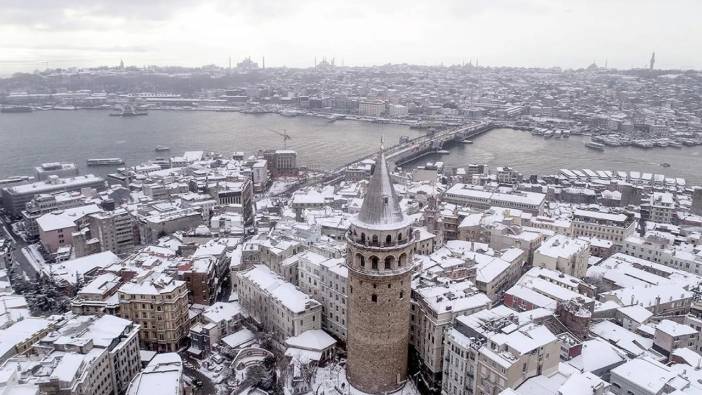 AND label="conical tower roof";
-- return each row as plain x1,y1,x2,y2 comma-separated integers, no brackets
355,148,406,228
